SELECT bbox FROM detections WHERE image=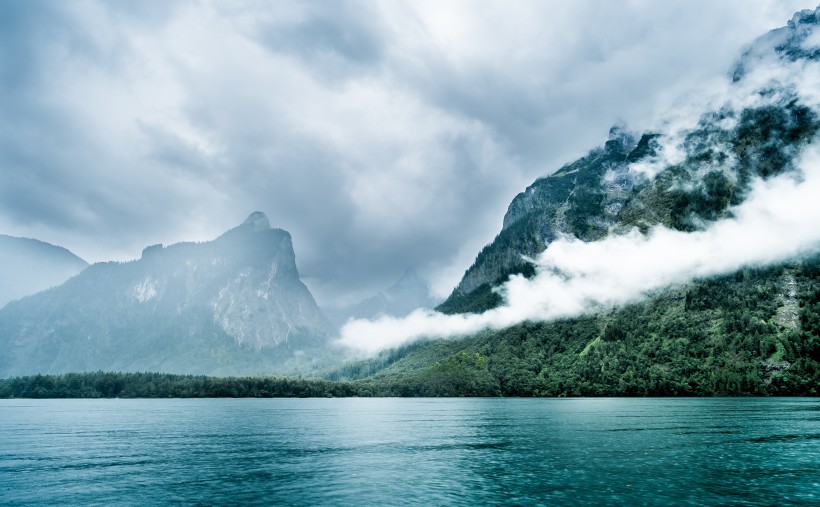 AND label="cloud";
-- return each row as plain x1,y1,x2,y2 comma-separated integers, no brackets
251,0,387,80
340,141,820,354
0,0,812,305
